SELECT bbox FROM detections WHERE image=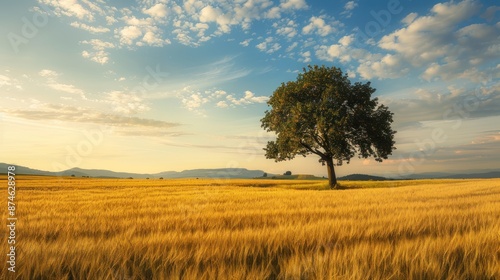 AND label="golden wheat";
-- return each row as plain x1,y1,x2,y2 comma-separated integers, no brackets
1,176,499,279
